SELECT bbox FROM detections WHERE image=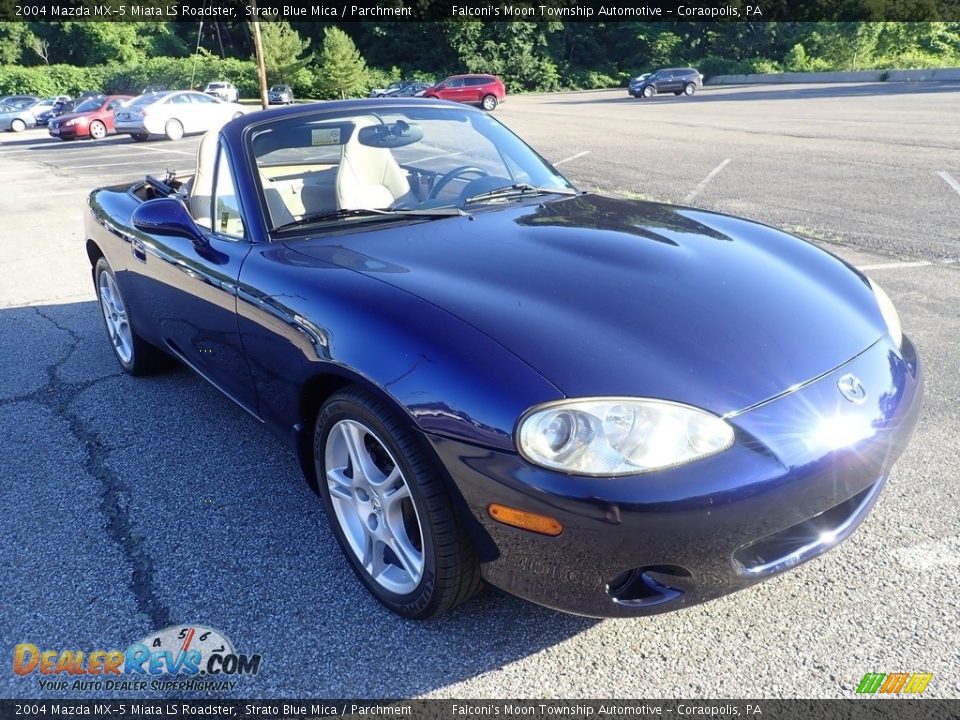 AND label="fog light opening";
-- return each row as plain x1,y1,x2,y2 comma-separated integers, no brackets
606,566,686,608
